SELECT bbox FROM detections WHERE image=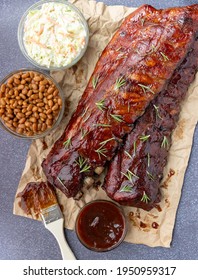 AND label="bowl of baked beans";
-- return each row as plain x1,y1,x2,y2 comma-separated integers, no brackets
0,69,64,139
